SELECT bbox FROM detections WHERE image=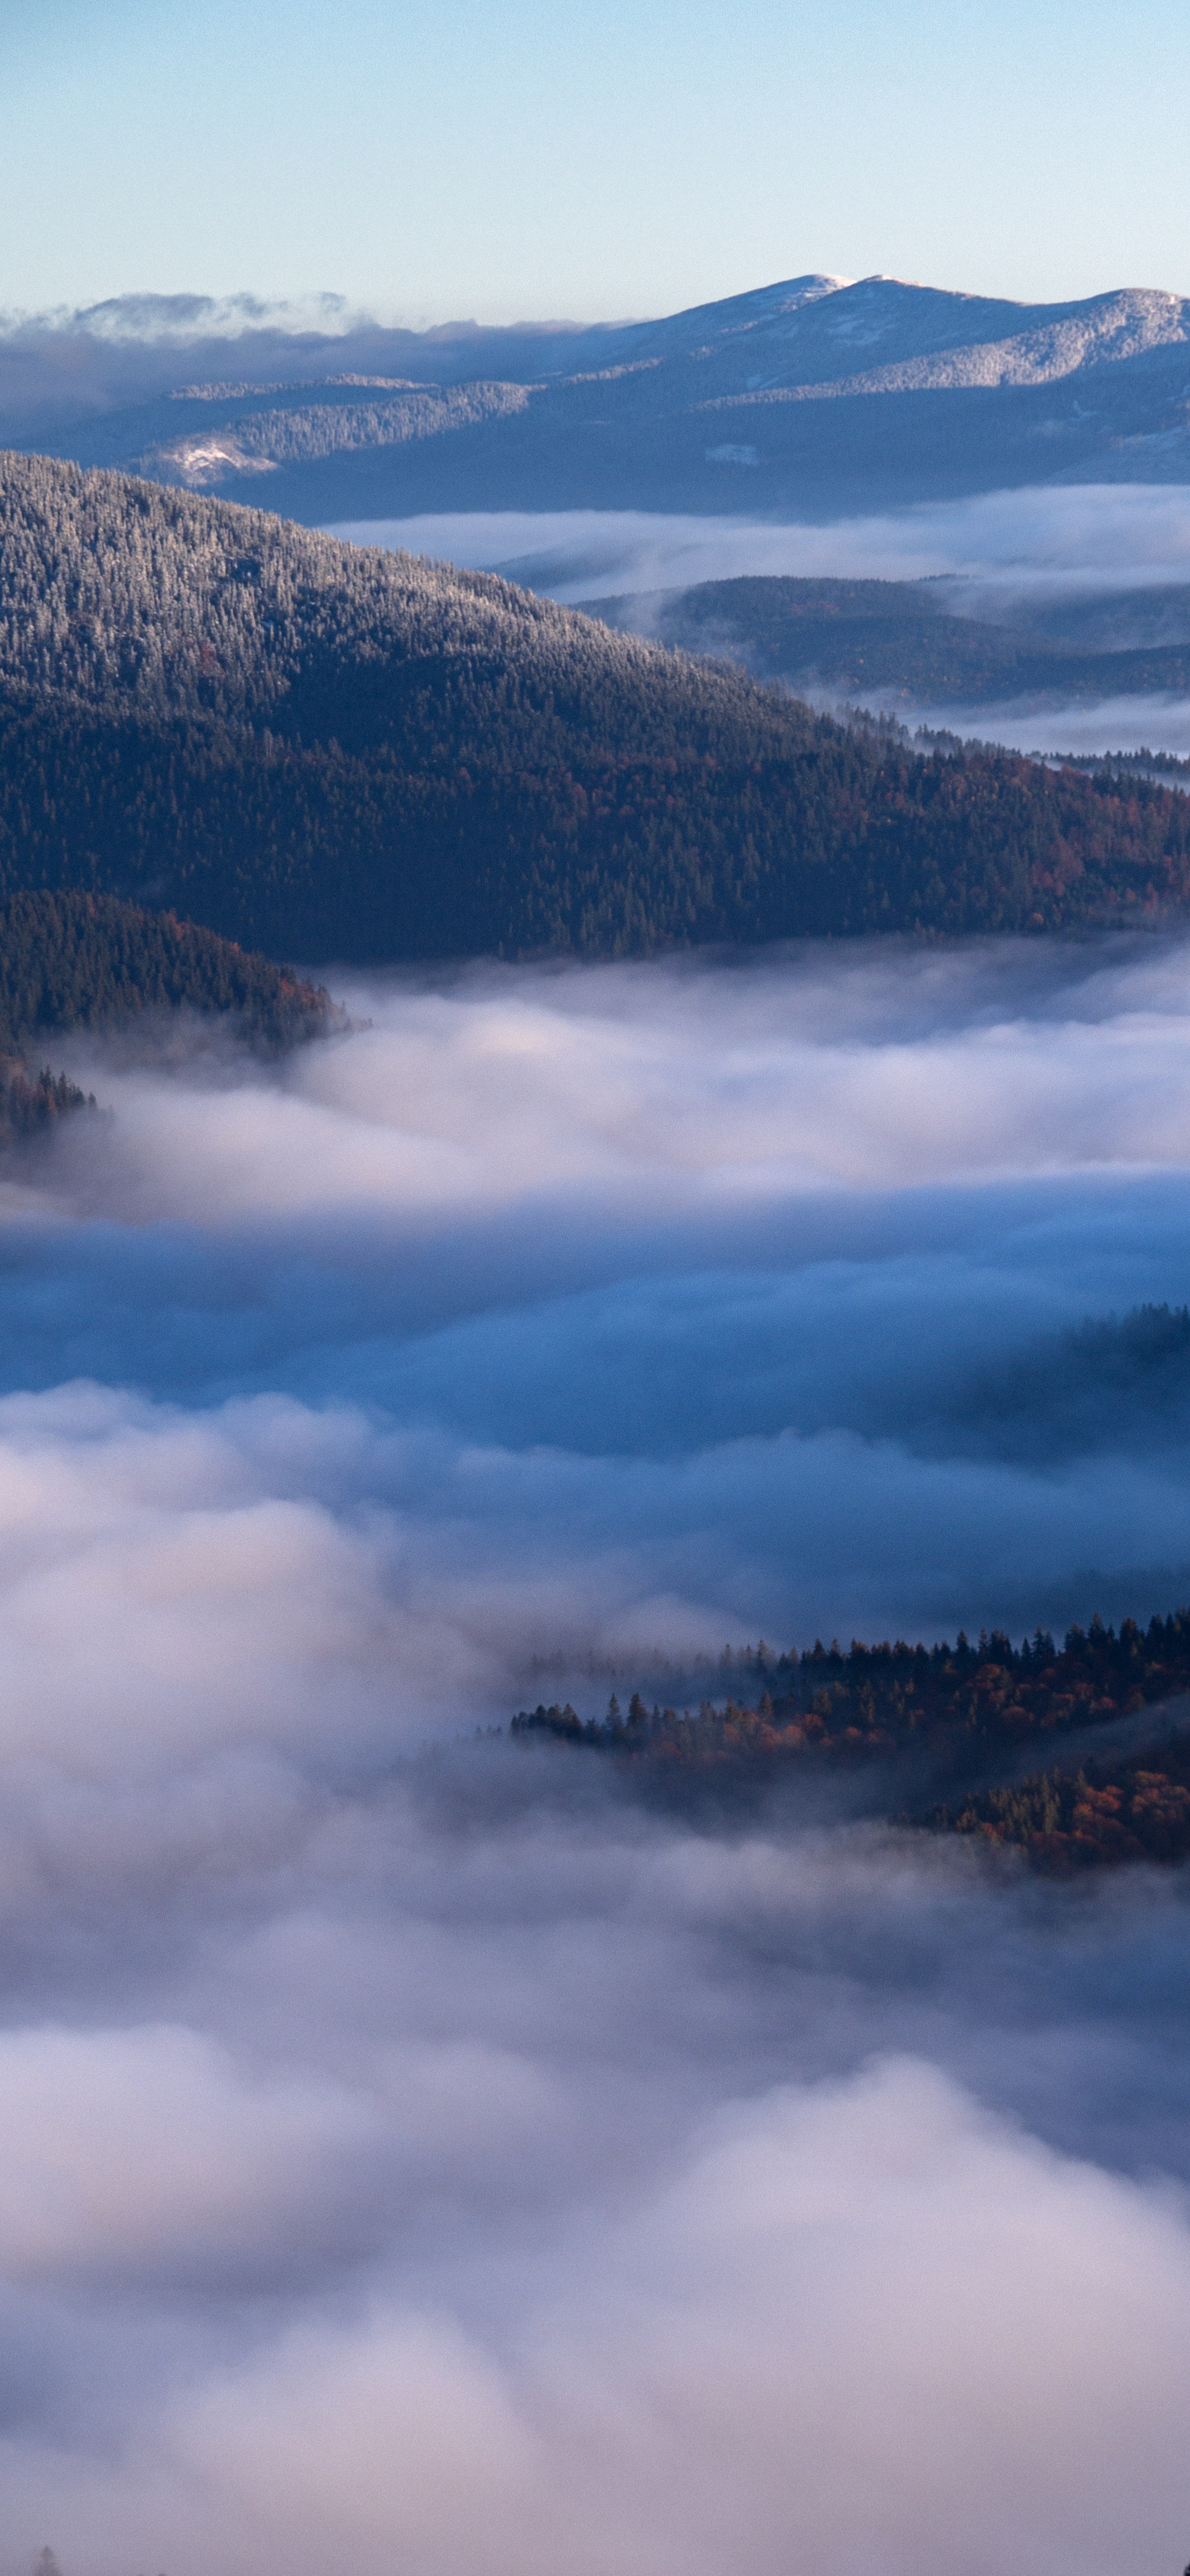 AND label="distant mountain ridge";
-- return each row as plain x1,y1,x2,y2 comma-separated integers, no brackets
592,274,1190,394
584,573,1190,713
6,274,1190,520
